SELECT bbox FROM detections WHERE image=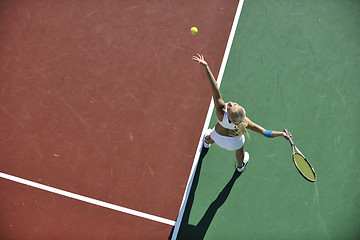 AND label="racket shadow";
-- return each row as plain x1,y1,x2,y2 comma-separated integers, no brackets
172,147,243,240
